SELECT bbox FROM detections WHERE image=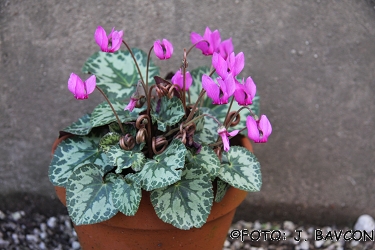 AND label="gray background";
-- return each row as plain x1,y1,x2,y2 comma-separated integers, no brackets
1,0,375,225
